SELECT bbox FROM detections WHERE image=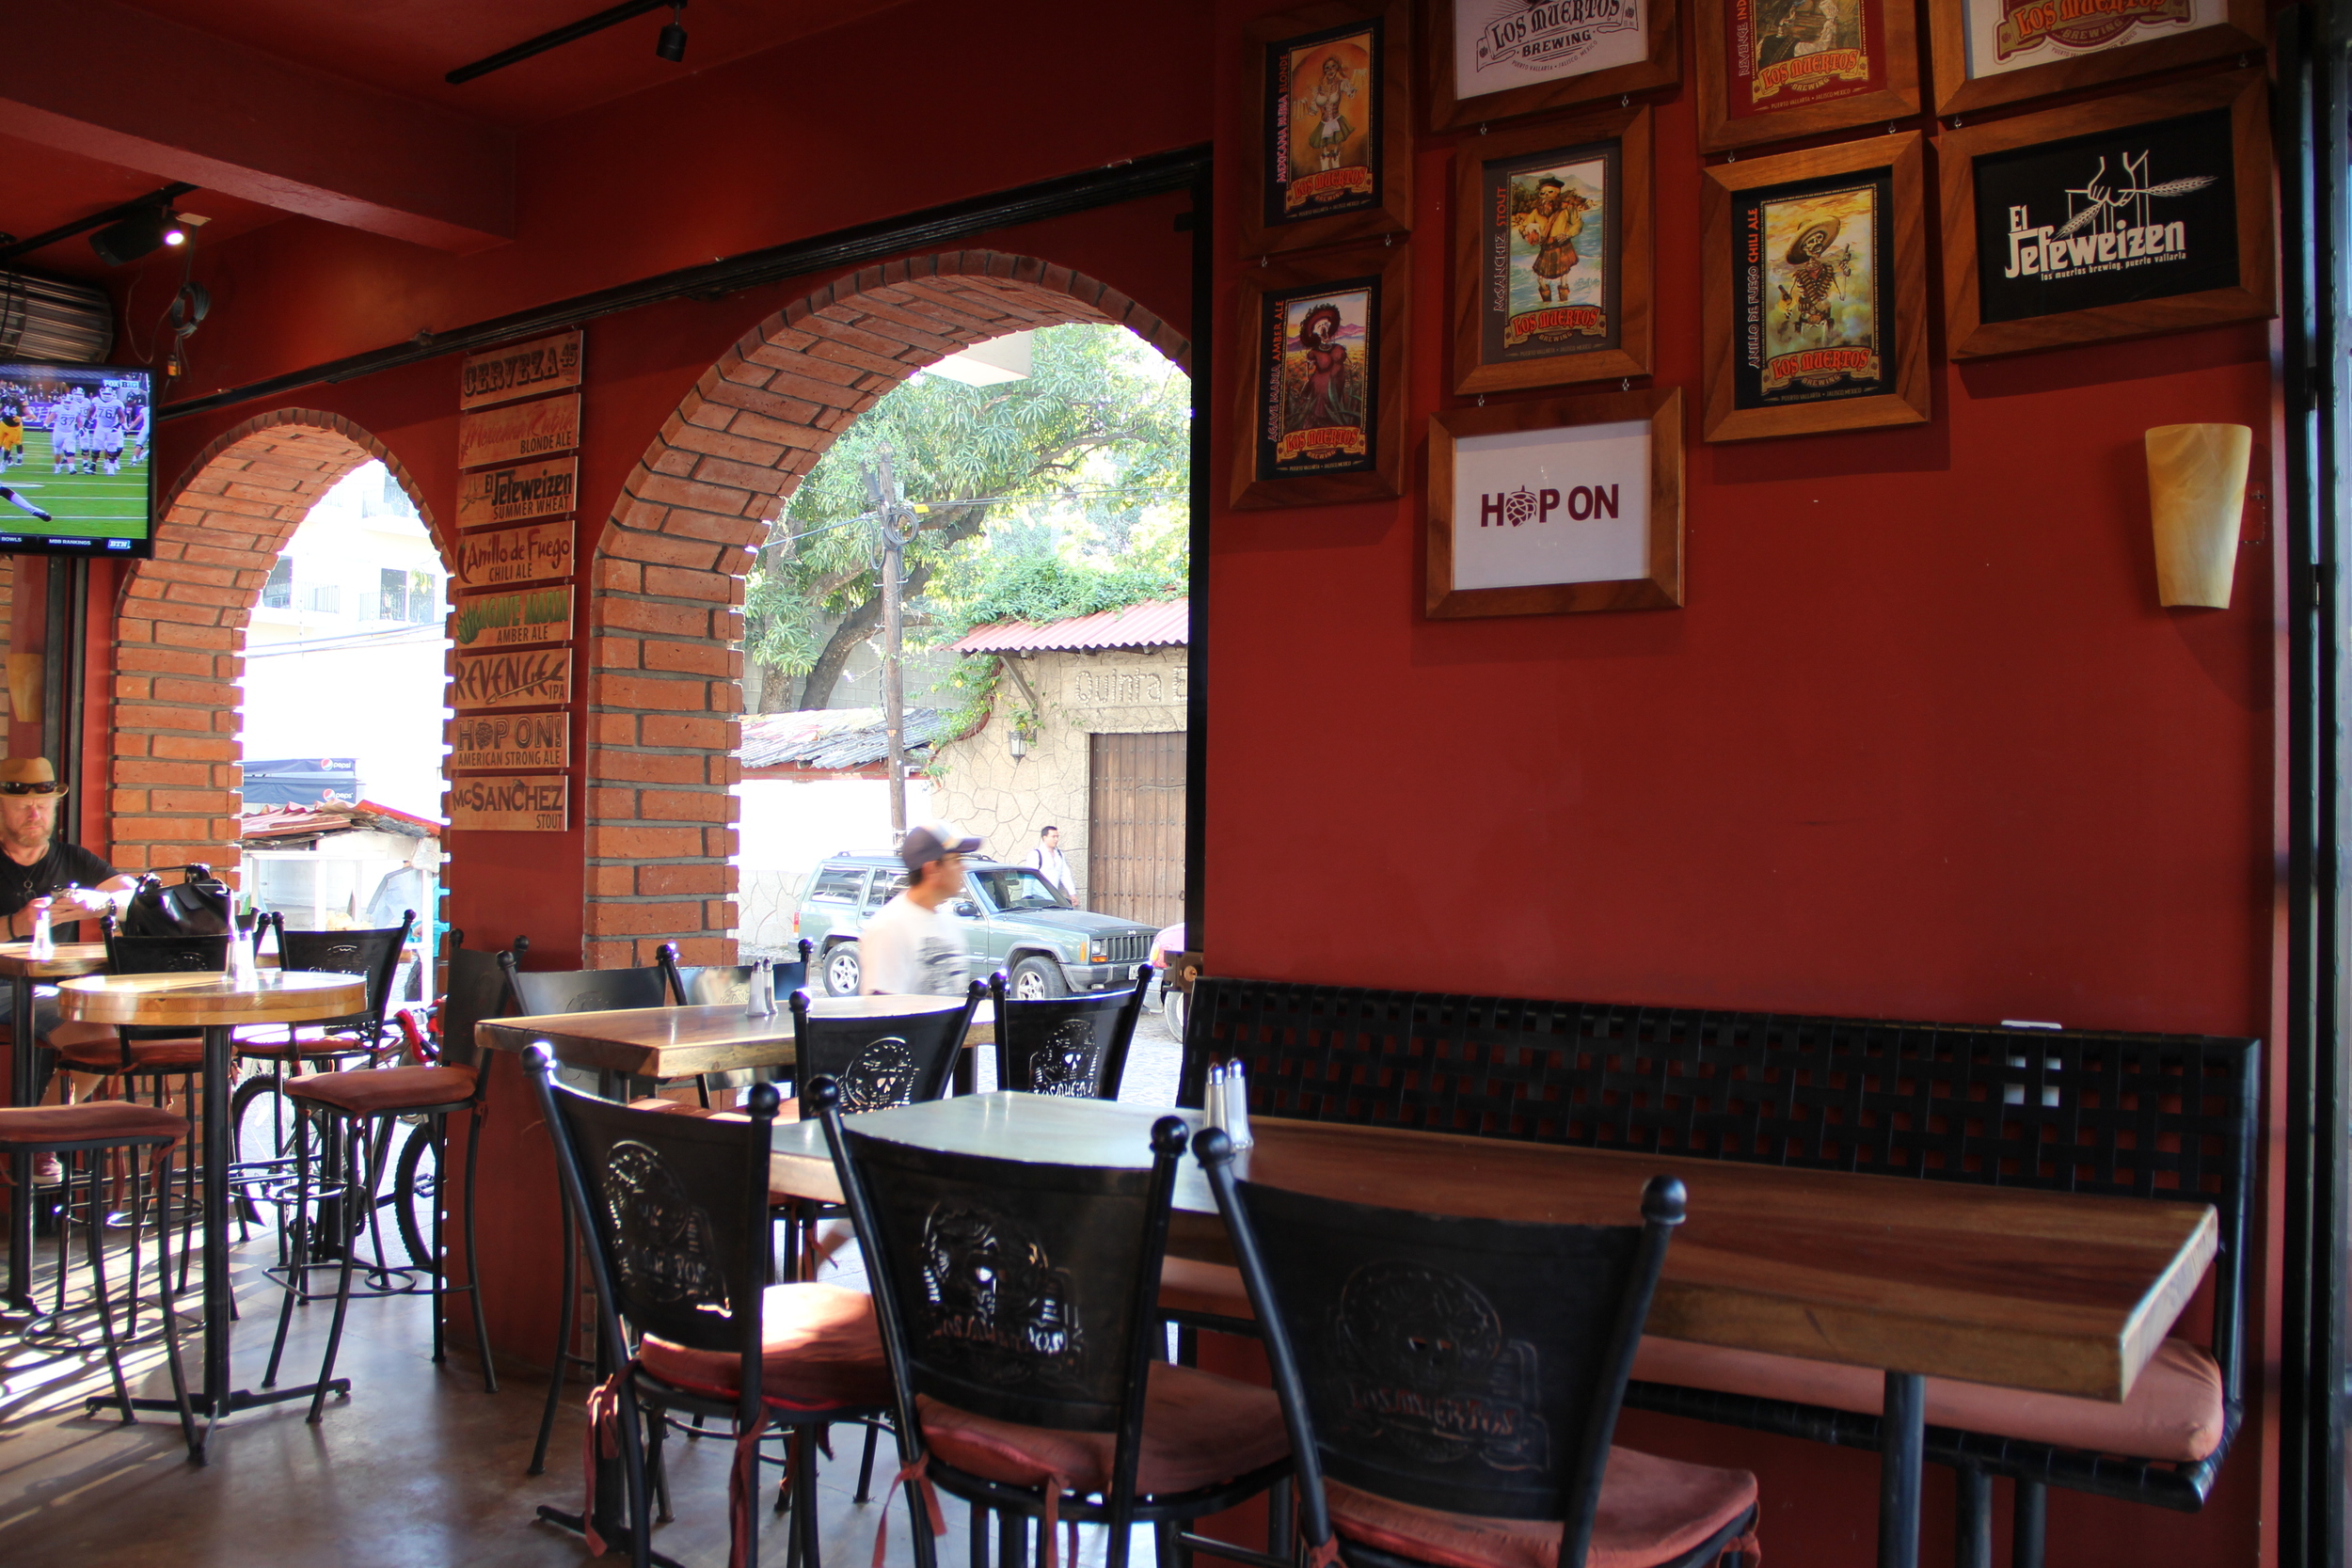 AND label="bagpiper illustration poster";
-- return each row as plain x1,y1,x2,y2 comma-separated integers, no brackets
1971,106,2237,324
1724,0,1885,121
1454,0,1651,100
1265,20,1385,230
1254,280,1380,481
1478,140,1621,367
1730,173,1895,409
1963,0,2226,79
